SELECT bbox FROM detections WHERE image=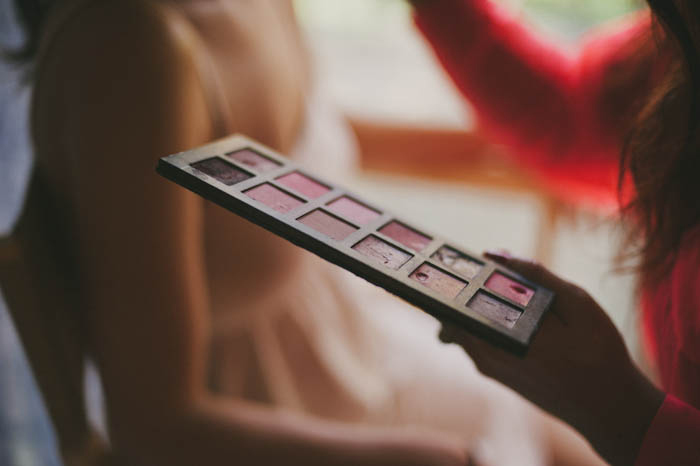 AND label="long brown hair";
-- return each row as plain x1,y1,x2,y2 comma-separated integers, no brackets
620,0,700,283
